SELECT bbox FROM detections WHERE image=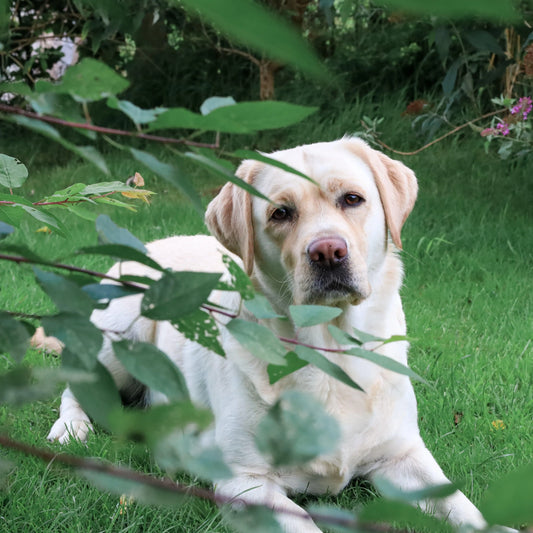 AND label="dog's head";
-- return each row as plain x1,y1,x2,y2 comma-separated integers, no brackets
205,138,417,307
